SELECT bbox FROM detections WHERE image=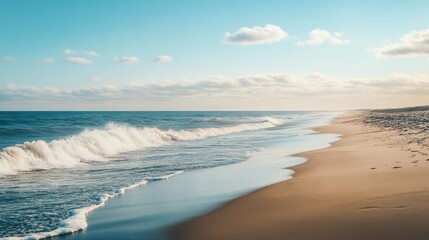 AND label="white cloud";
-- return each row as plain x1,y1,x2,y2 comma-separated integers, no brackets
91,76,103,81
64,49,77,55
4,83,17,90
82,50,99,57
114,56,140,64
66,57,92,65
154,55,173,63
298,29,350,46
224,24,288,45
373,29,429,58
0,56,15,62
64,49,99,57
35,58,54,64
